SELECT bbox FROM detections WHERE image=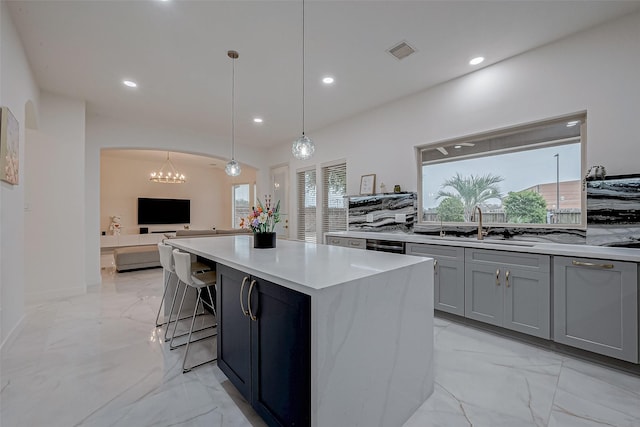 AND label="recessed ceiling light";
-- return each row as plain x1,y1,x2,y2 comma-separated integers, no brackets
322,76,334,85
123,80,137,88
566,120,580,127
469,56,485,65
253,118,263,123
